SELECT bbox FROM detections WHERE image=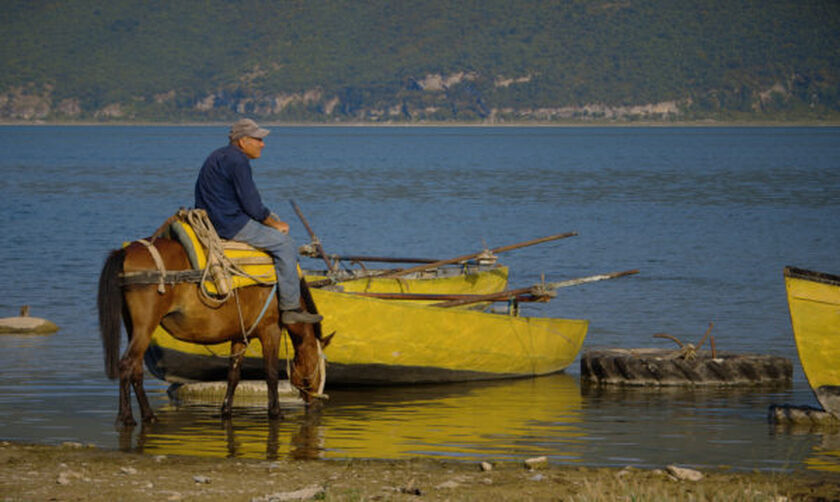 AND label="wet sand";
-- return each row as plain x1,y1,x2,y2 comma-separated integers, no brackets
2,441,839,501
